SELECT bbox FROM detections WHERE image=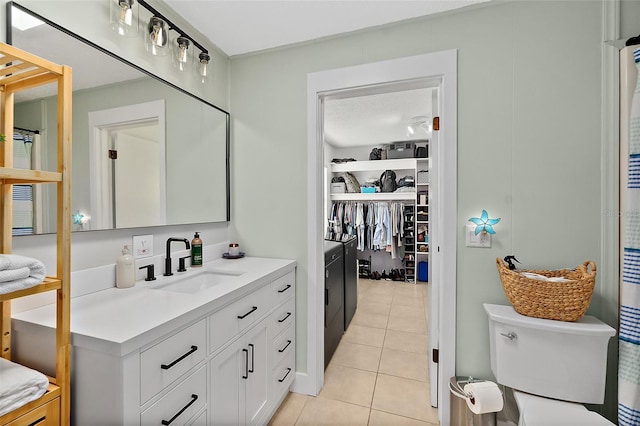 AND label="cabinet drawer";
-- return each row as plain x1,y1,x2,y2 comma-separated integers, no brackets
5,397,59,426
141,320,206,403
271,295,295,337
187,409,206,425
271,324,295,368
209,284,271,354
141,365,207,426
271,272,295,306
272,352,295,403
